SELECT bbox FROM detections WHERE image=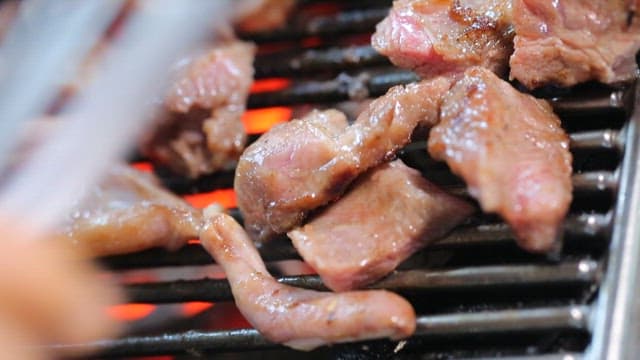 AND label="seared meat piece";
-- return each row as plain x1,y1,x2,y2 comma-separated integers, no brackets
289,160,474,291
235,109,354,241
428,67,572,252
200,211,416,350
60,165,202,257
235,77,453,242
233,0,296,32
142,41,255,178
510,0,640,89
372,0,514,79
